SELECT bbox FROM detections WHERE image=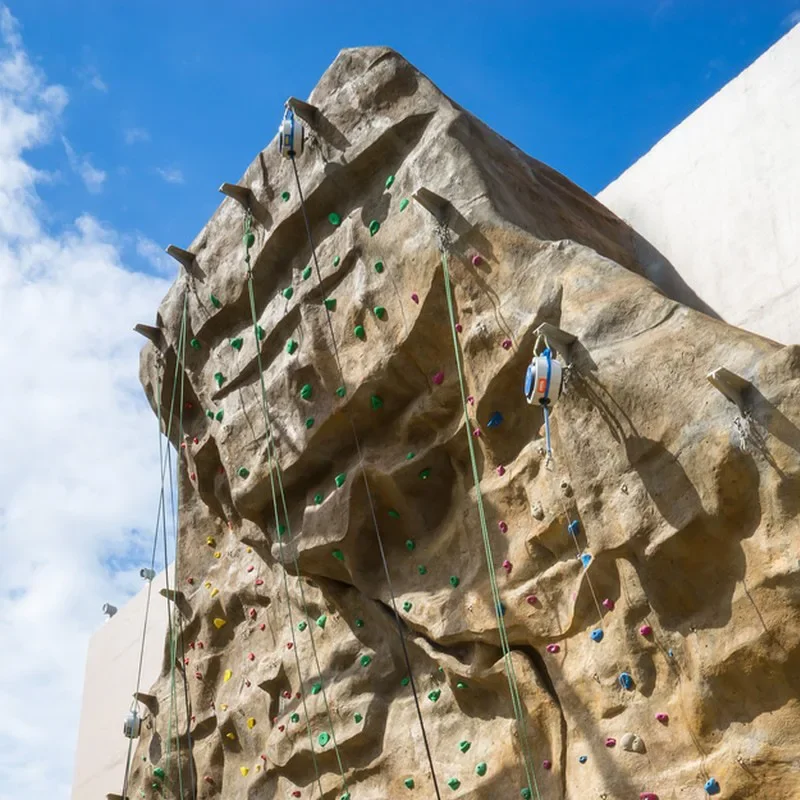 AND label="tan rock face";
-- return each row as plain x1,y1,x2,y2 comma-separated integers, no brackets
131,47,800,800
